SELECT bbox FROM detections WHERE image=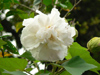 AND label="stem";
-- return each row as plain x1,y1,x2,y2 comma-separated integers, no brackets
20,4,36,12
52,64,57,74
24,69,32,75
54,0,58,8
1,49,4,58
34,62,40,72
64,0,82,18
